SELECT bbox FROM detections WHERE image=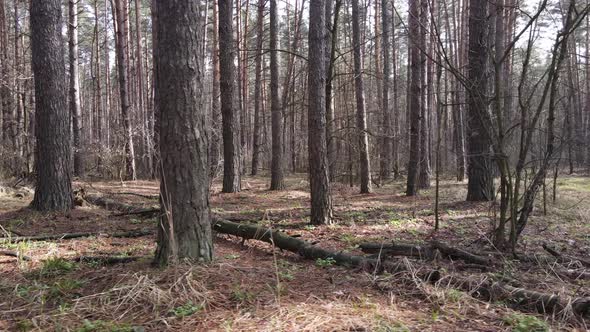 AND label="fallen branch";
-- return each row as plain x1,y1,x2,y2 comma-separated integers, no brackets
0,249,31,261
542,243,590,268
0,230,153,243
83,193,159,216
73,255,144,265
213,218,440,280
359,240,492,266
